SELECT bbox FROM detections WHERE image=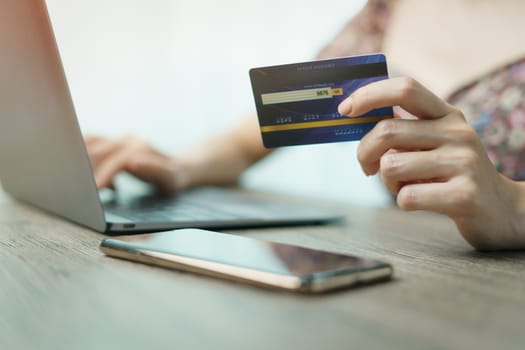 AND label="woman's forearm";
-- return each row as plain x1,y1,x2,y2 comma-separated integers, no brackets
174,113,272,190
